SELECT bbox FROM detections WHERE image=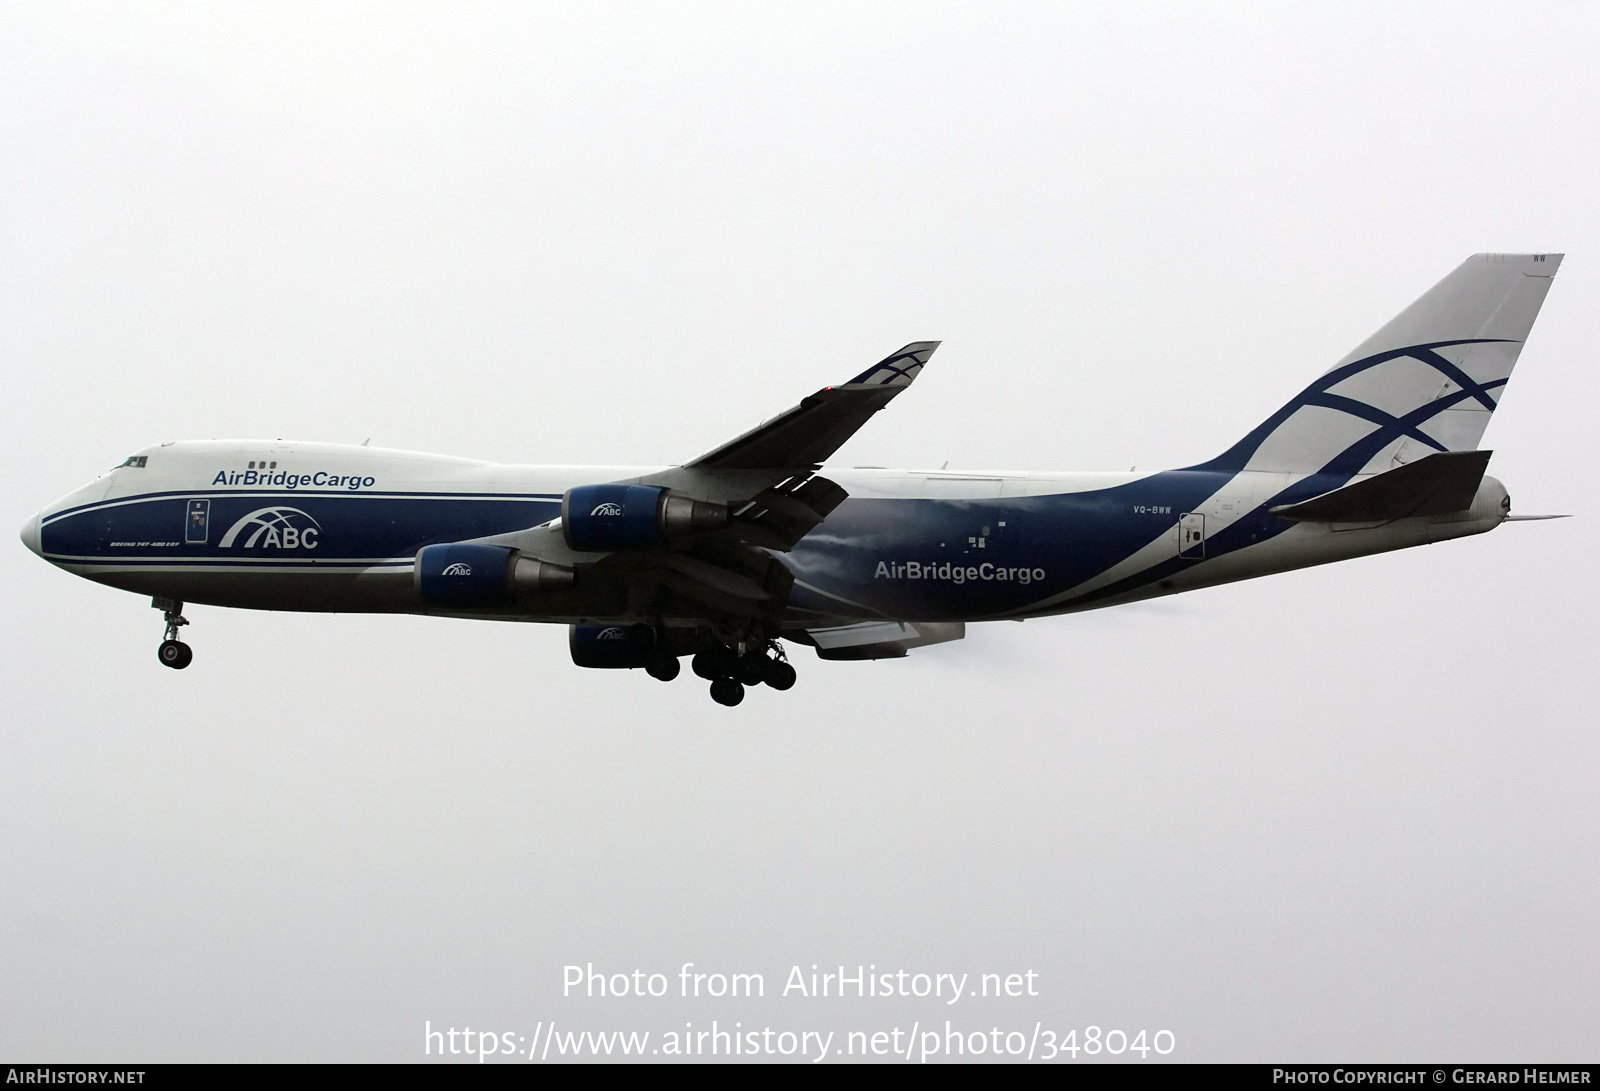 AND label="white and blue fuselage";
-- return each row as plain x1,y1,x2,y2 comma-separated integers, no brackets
21,439,1508,624
17,254,1562,696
